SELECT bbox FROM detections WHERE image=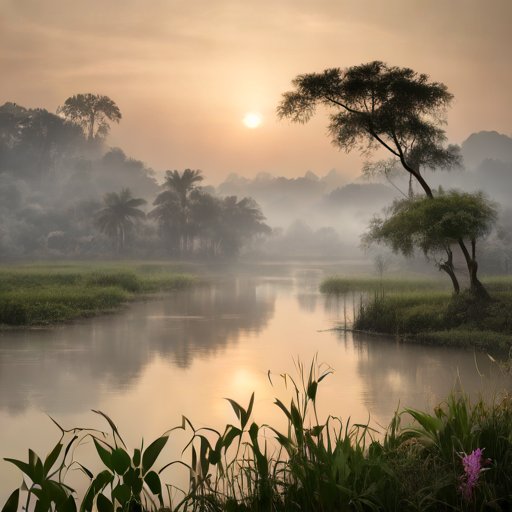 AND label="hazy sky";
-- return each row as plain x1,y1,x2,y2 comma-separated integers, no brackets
2,0,511,185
